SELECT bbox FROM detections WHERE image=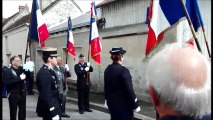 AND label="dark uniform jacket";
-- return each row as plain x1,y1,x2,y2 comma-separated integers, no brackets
36,64,61,118
104,62,138,110
3,66,26,93
74,62,93,90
